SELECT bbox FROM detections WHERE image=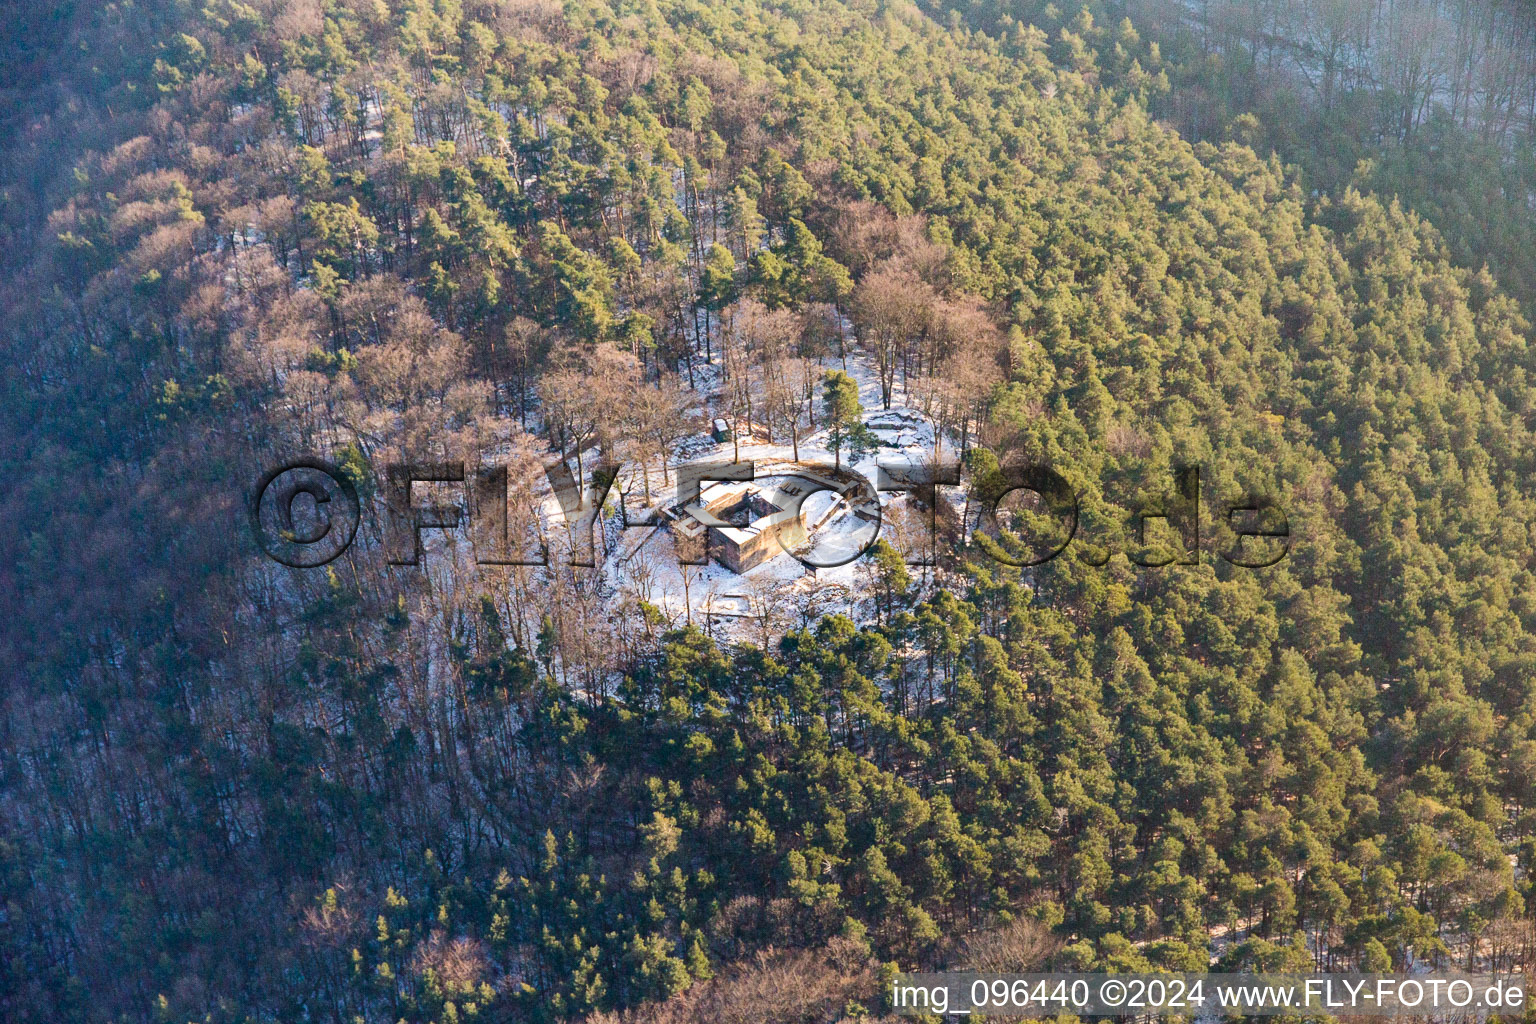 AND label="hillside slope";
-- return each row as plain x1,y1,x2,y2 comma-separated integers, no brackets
3,0,1536,1021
